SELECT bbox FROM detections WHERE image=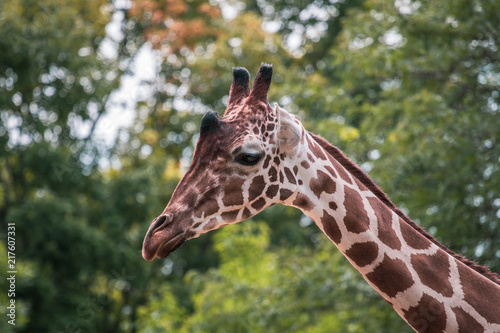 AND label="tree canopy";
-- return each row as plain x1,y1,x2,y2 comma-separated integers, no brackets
1,0,499,332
